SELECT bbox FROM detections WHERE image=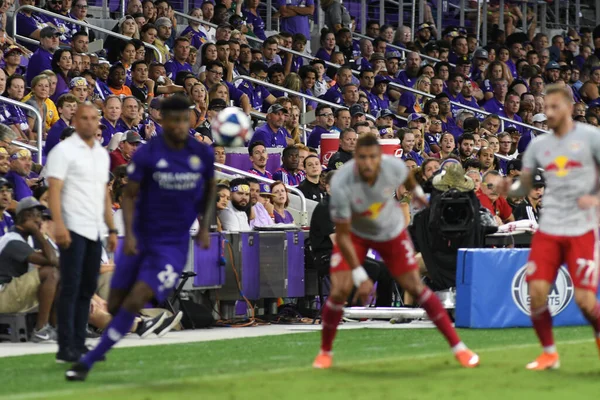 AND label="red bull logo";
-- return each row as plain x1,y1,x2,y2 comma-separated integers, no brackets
360,202,385,220
323,150,336,164
544,155,582,177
